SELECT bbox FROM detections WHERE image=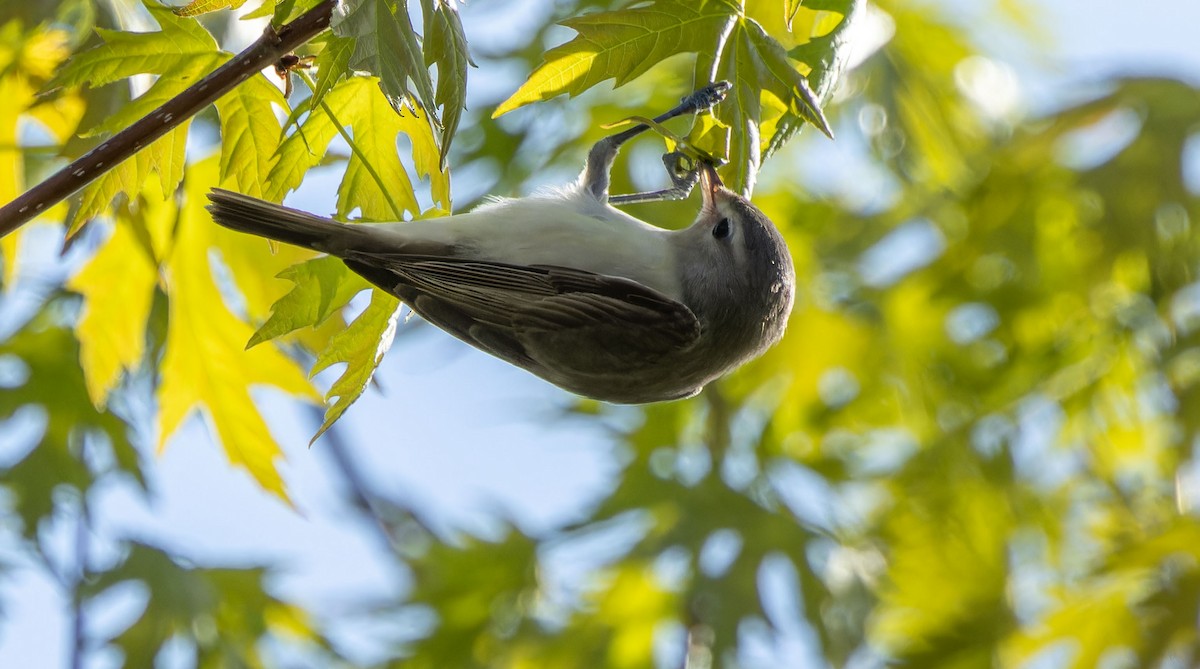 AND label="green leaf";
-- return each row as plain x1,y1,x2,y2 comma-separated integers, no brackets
157,156,318,499
772,0,862,160
788,0,862,99
308,288,399,442
248,256,366,347
493,0,735,117
49,0,221,91
53,0,227,224
332,77,420,220
702,21,764,195
214,73,288,198
421,0,474,165
0,310,145,541
66,211,163,409
332,0,438,121
72,119,192,229
493,0,836,193
170,0,252,17
84,542,312,667
745,16,831,136
311,33,355,110
266,76,448,219
785,0,803,29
